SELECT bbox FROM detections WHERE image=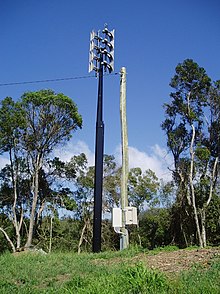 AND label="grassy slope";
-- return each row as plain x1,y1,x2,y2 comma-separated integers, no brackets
0,248,220,294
